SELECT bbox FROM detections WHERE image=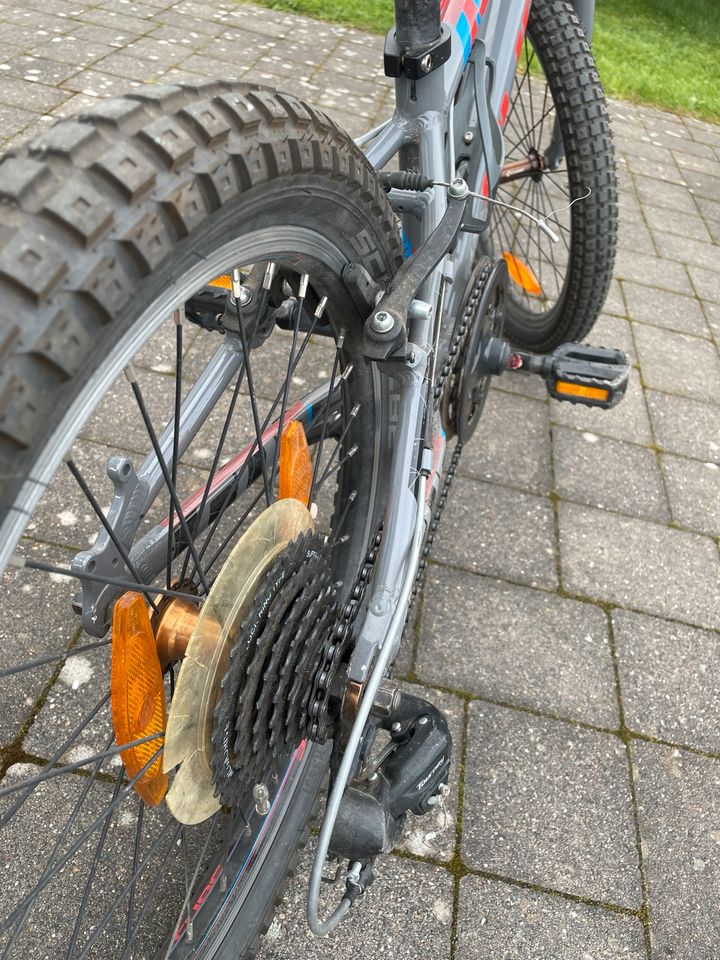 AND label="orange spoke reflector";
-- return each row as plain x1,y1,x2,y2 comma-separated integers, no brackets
111,592,168,806
208,274,232,290
278,420,313,506
555,381,609,402
502,252,543,296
